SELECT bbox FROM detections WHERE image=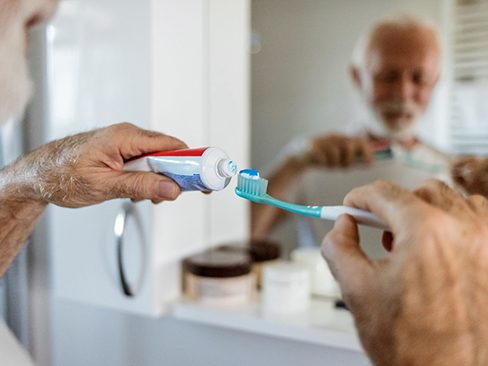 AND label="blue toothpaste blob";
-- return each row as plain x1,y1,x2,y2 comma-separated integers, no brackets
239,168,259,177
